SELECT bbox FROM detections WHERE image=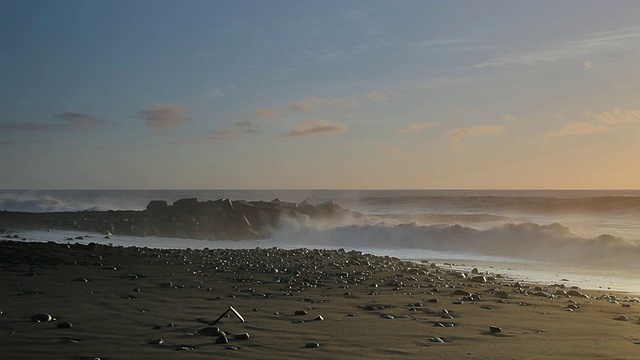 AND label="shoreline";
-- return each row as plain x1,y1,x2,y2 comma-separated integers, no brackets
1,239,639,359
4,228,640,296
